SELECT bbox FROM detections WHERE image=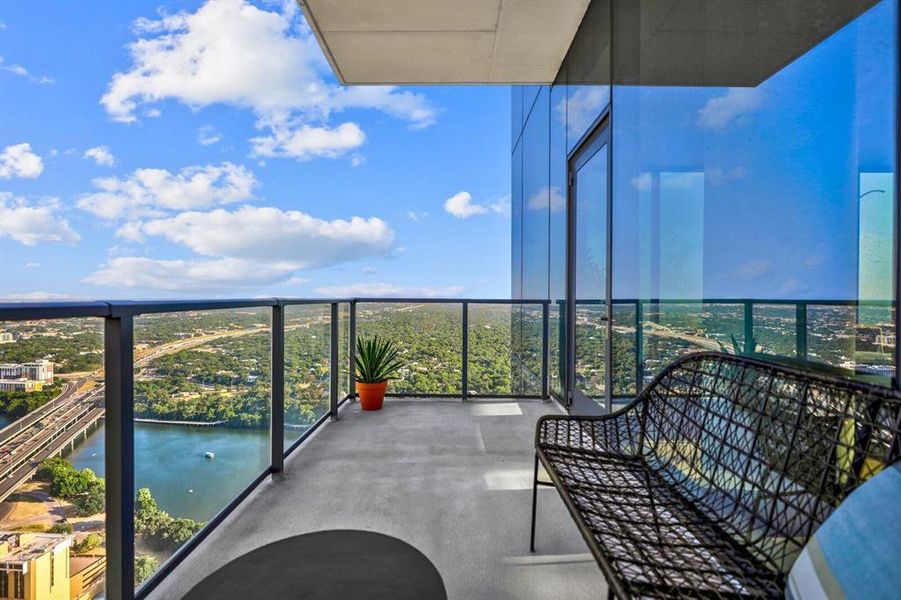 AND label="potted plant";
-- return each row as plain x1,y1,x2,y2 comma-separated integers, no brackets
352,335,404,411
